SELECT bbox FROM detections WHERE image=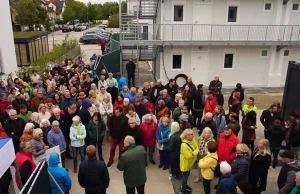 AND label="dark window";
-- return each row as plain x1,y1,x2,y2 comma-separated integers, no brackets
174,6,184,21
265,3,272,10
284,50,290,56
261,50,268,57
292,4,299,10
173,55,182,69
228,6,238,22
224,54,234,69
